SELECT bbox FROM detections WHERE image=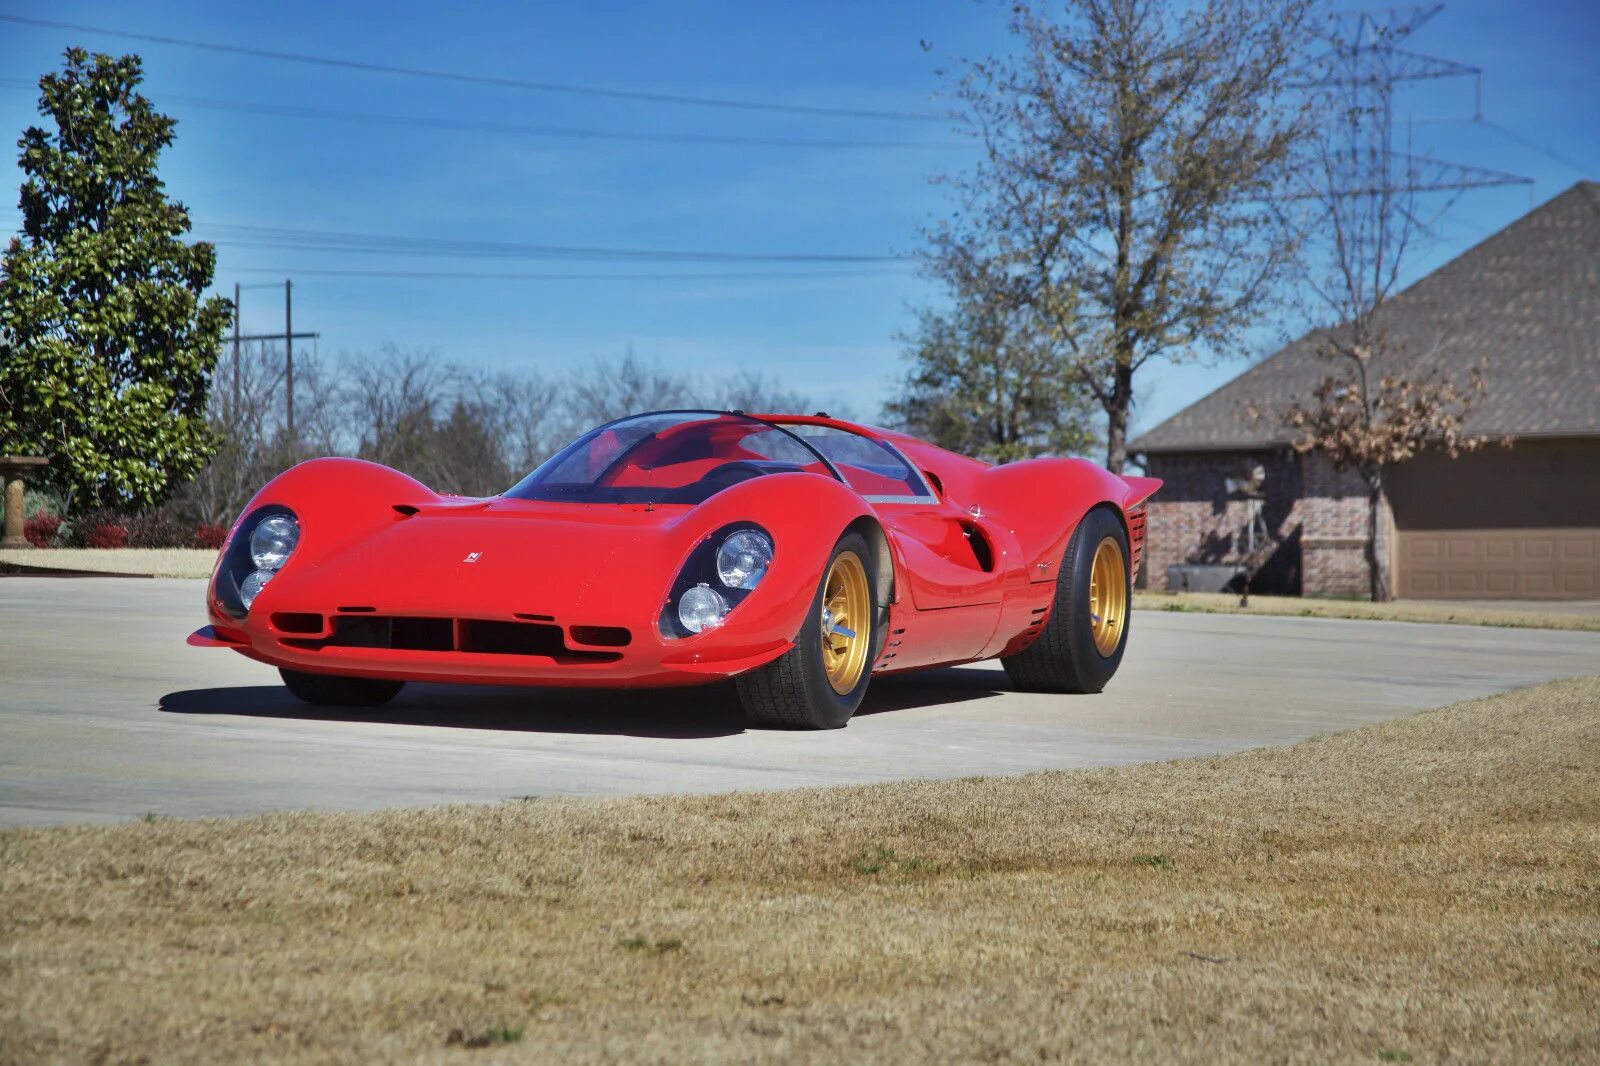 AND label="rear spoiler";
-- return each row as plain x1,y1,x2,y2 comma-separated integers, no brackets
1119,475,1162,510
